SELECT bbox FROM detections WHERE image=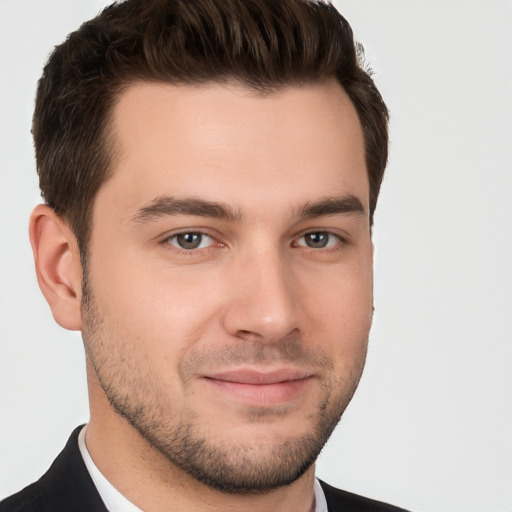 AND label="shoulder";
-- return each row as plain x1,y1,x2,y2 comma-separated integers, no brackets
319,480,411,512
0,482,45,512
0,427,107,512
